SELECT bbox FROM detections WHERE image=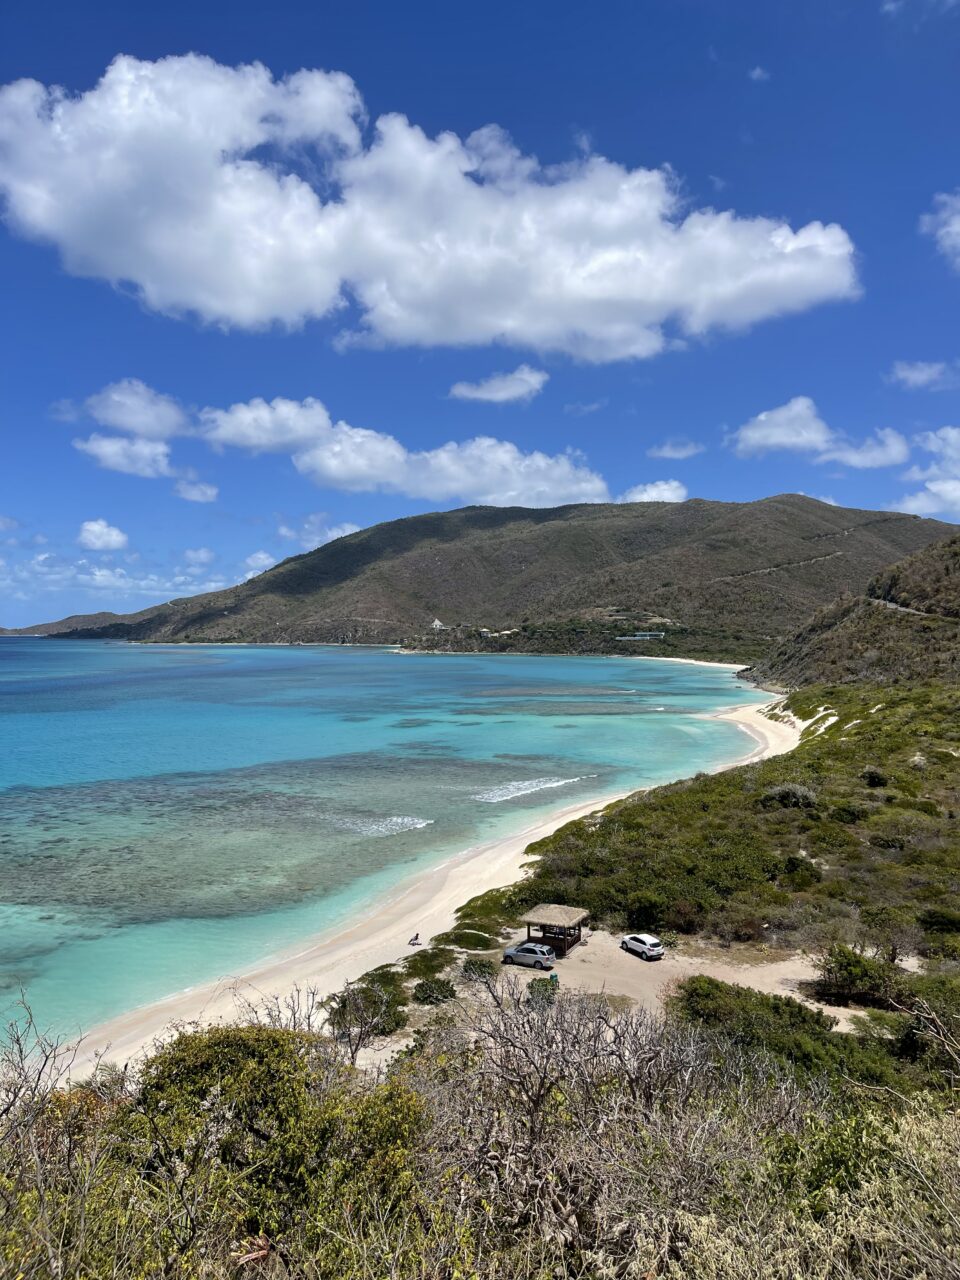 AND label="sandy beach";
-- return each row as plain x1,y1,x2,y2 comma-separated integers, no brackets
73,695,802,1071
